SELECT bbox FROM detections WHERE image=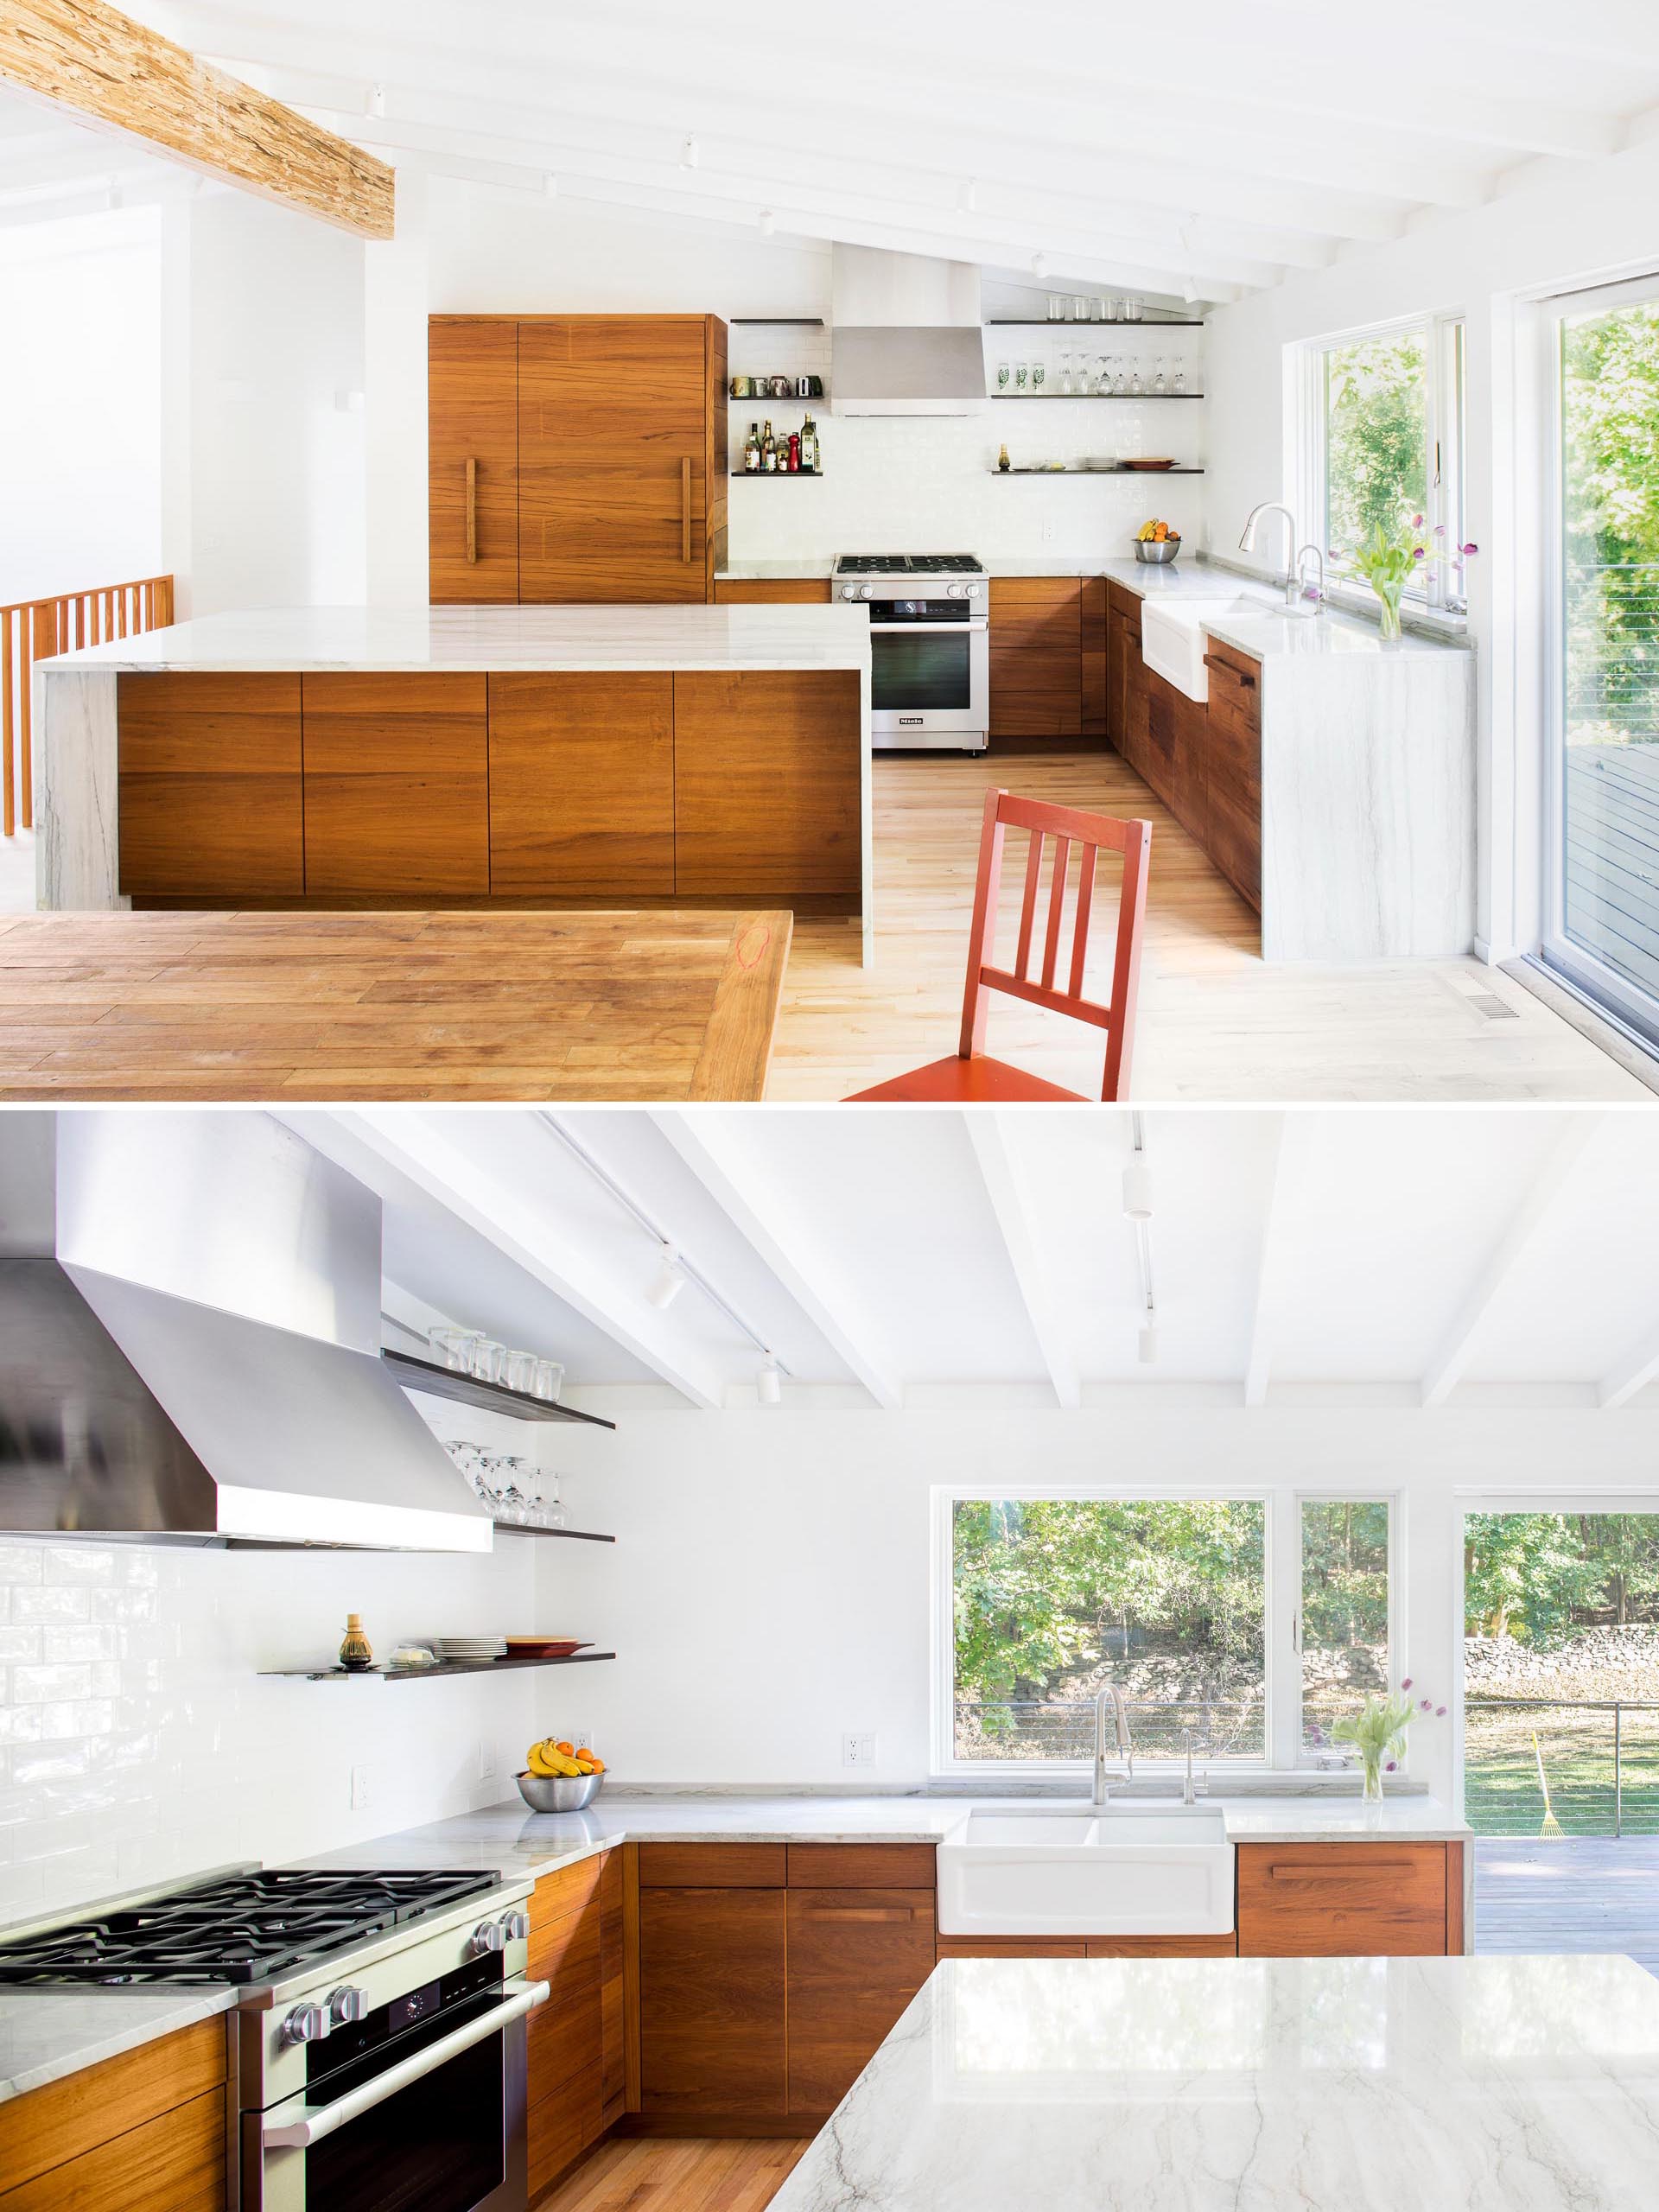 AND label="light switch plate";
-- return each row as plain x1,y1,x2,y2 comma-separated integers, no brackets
842,1732,877,1769
477,1736,495,1782
350,1763,374,1810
